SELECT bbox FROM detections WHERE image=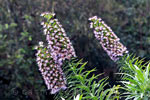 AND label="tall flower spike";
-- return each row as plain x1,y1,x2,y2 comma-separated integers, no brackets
37,12,76,94
35,41,67,94
41,12,76,66
89,16,128,61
